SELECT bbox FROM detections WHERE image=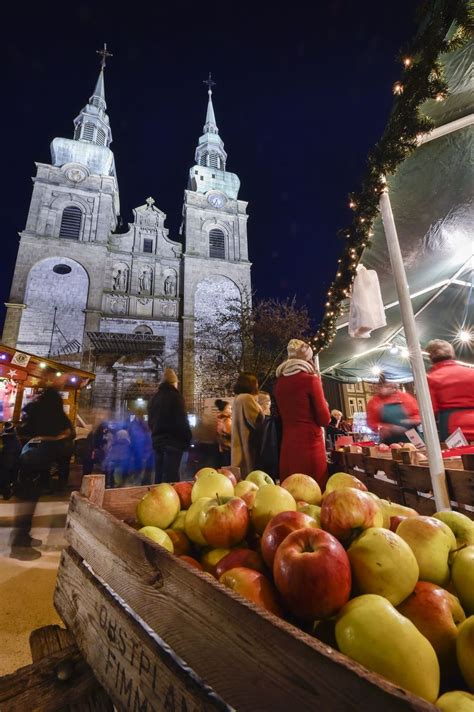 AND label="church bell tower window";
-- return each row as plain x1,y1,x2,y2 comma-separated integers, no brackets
59,206,82,240
209,228,225,259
